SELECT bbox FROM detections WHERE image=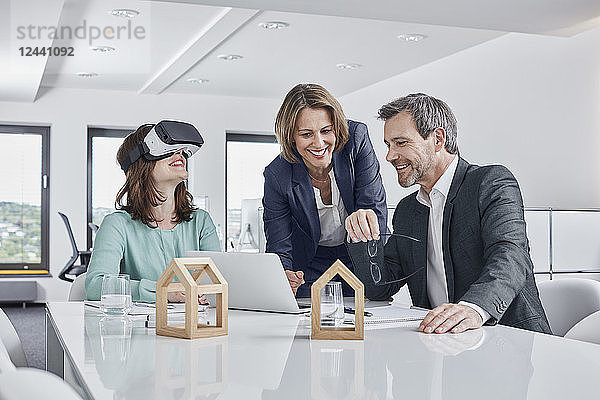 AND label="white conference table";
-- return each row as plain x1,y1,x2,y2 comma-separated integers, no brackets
46,301,600,400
